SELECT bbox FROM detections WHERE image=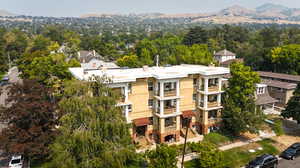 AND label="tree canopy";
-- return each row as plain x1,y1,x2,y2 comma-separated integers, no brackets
281,83,300,123
0,80,57,160
222,62,263,135
46,78,138,168
145,144,178,168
